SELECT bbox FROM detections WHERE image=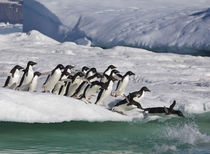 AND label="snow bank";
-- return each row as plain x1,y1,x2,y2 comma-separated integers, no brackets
0,88,134,123
23,0,210,55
